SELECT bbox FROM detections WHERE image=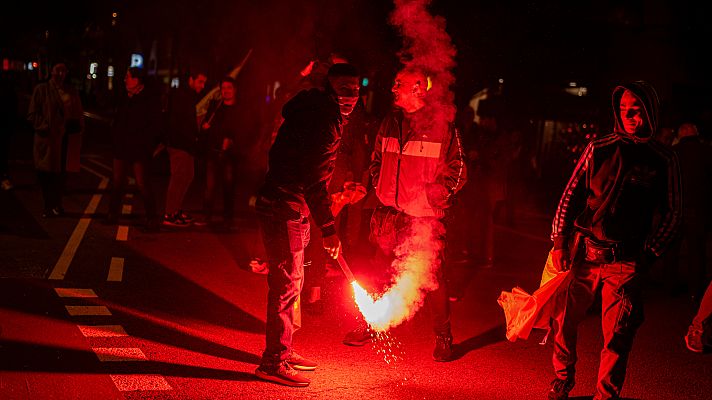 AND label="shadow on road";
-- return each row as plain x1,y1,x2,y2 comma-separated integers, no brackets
0,340,256,381
451,324,505,360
